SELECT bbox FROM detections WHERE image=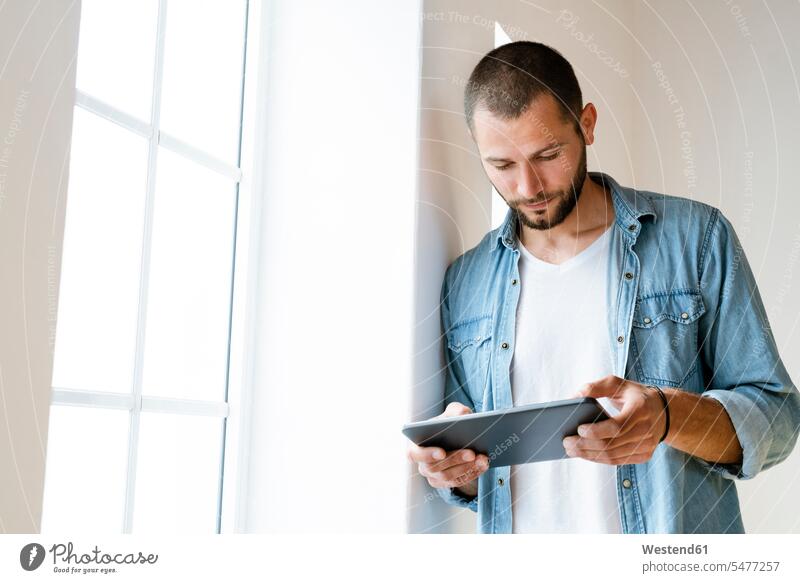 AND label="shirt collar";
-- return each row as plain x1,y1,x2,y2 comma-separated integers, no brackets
492,171,657,252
